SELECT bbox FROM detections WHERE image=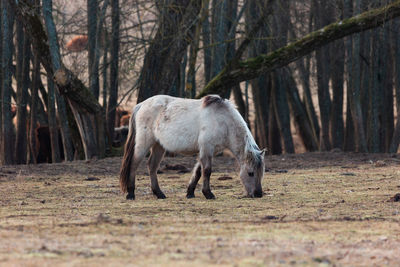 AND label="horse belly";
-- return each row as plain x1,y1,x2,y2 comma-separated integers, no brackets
156,126,199,153
154,108,200,153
